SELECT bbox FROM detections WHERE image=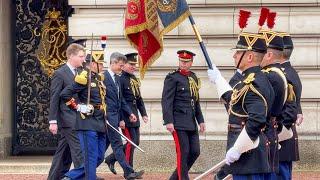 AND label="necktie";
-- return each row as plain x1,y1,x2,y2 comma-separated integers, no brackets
74,68,78,76
114,74,120,98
